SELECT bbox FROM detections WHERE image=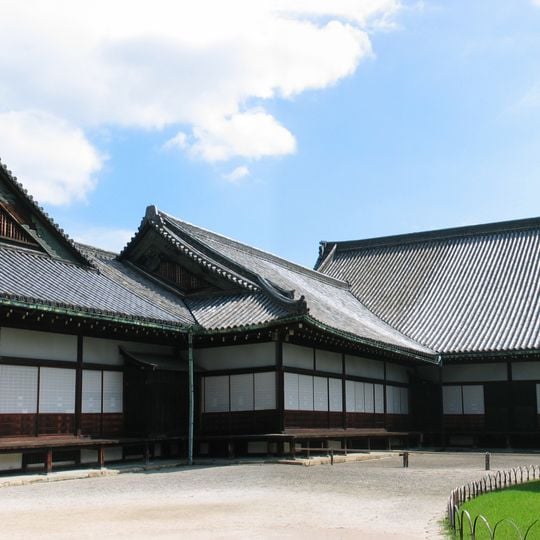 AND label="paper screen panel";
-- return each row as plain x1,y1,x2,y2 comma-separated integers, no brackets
355,382,366,413
204,375,229,412
400,387,409,414
443,385,463,414
386,385,395,414
298,374,314,410
39,367,75,413
462,385,484,415
364,383,374,413
102,371,123,413
374,384,384,413
82,370,102,413
230,373,254,411
0,365,38,413
328,378,343,412
254,372,276,410
284,372,299,410
313,377,328,411
345,380,355,412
